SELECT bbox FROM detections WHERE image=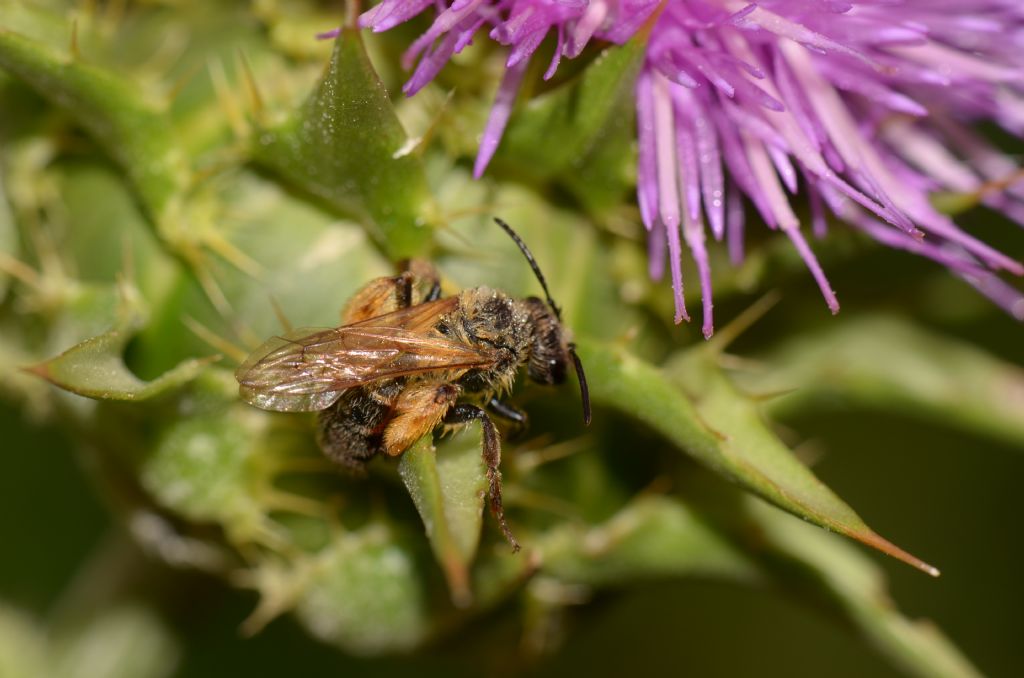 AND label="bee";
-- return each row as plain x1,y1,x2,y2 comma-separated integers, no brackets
235,219,591,551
